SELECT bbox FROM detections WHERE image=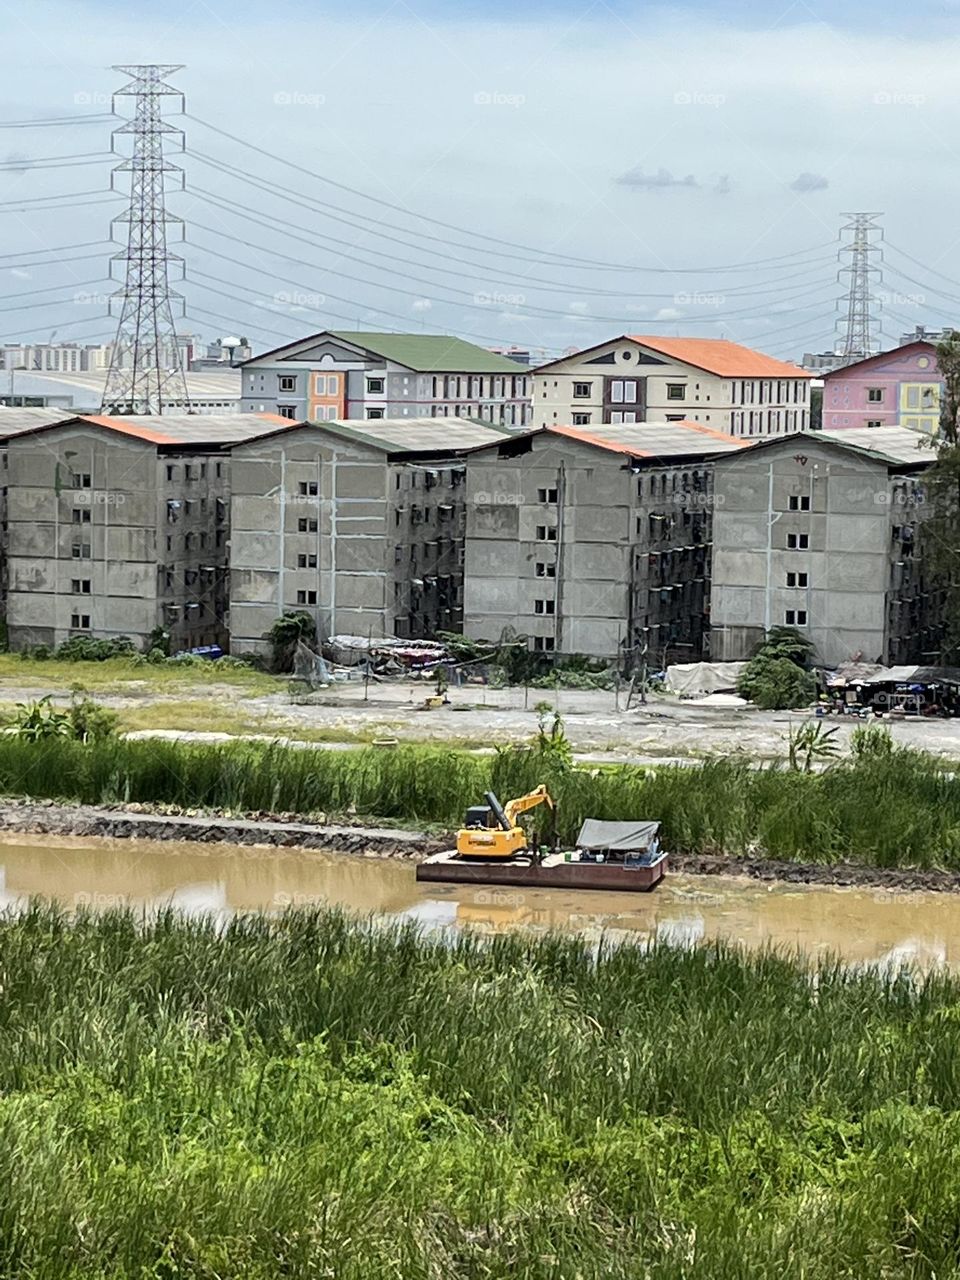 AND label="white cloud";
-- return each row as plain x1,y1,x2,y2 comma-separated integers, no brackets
411,298,432,312
655,307,685,321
